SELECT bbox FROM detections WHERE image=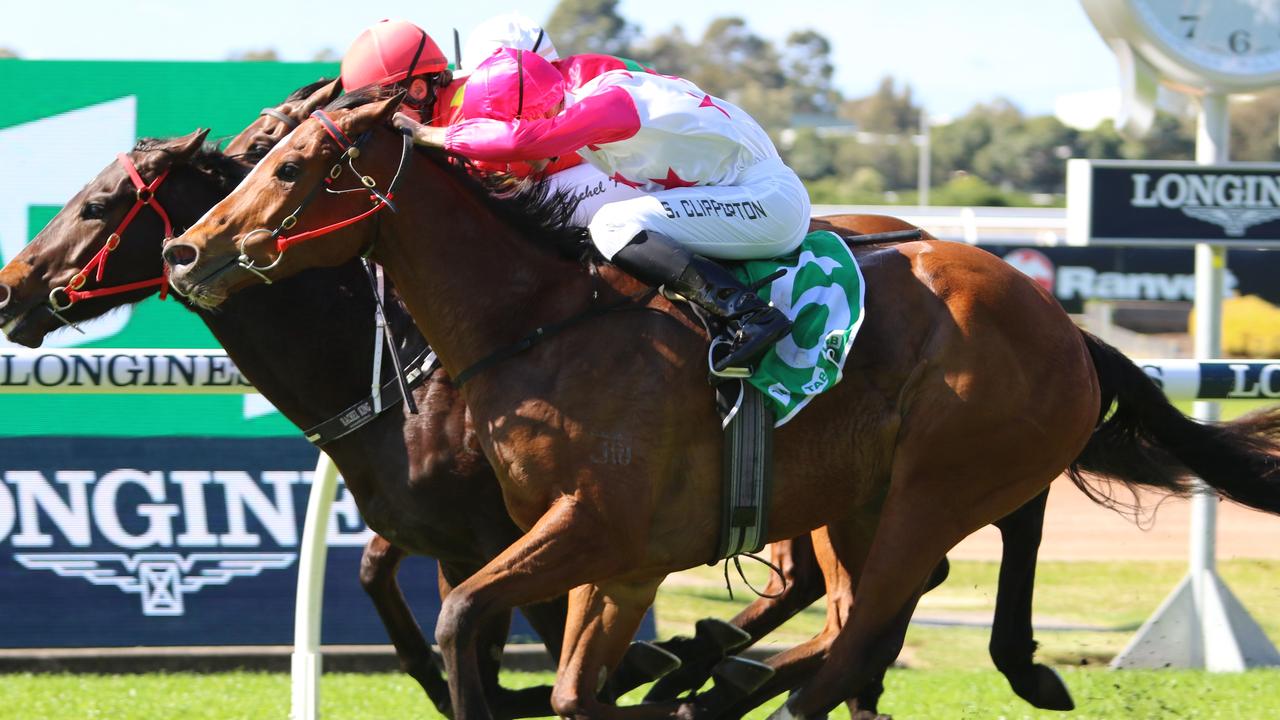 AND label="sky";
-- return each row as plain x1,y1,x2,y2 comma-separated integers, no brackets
0,0,1120,119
